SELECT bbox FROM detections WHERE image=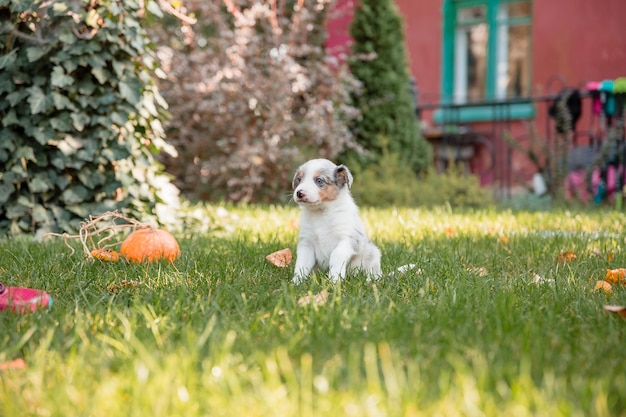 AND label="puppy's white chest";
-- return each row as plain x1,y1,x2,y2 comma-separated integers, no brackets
300,211,354,263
